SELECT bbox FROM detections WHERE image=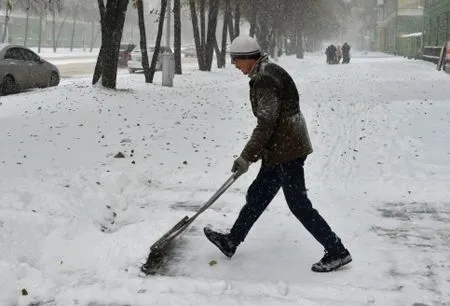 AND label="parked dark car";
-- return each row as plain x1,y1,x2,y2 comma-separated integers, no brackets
0,44,60,95
118,43,136,67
